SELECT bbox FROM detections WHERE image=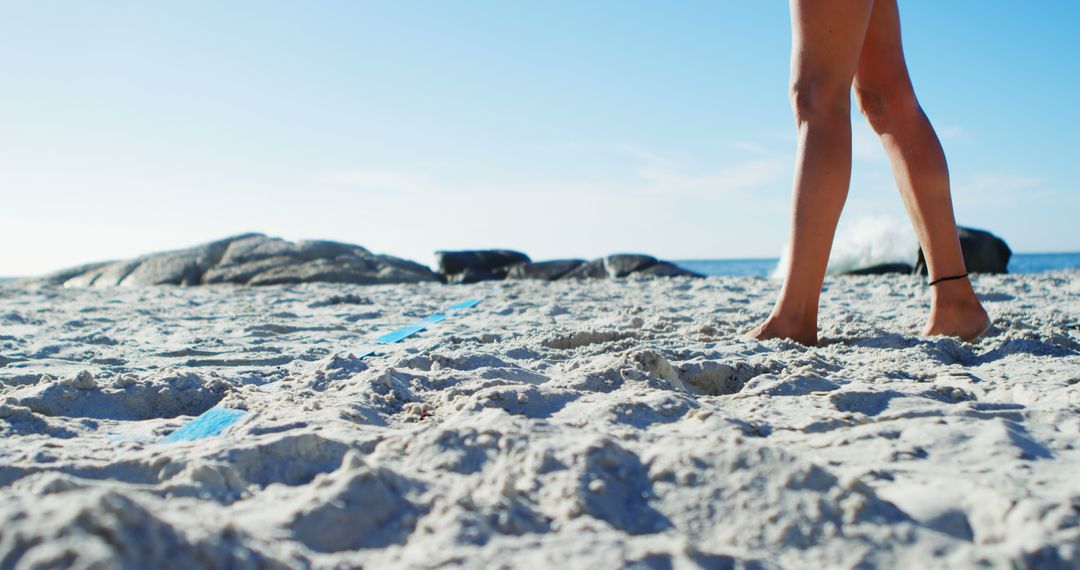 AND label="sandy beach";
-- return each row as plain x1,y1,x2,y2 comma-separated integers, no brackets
1,272,1078,568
